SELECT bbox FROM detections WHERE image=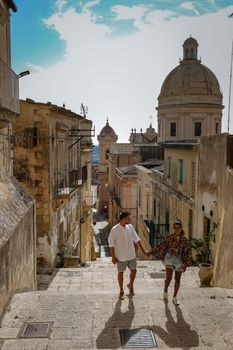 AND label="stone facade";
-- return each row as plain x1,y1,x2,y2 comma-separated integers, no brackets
119,37,225,269
97,120,118,214
13,99,95,266
0,1,36,317
98,120,162,227
157,37,223,143
146,37,224,255
0,179,36,317
129,124,157,144
144,144,198,245
197,134,233,288
112,165,138,227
